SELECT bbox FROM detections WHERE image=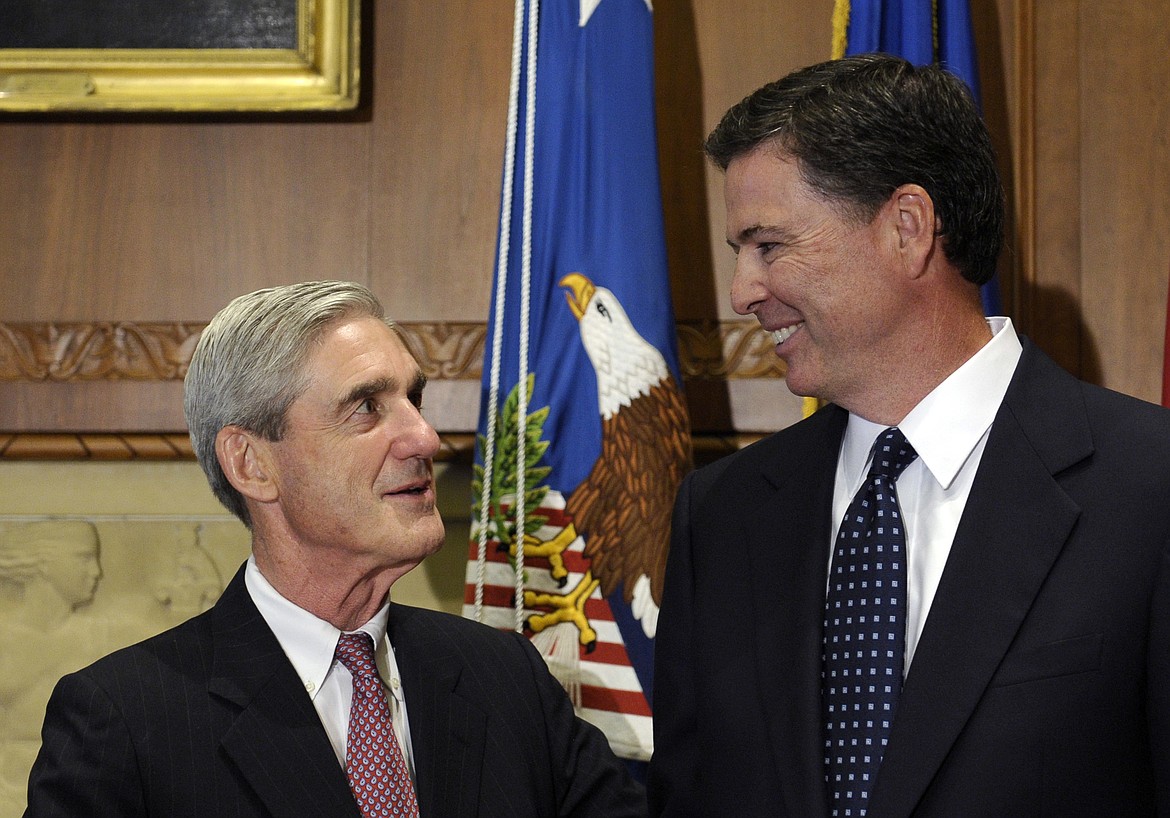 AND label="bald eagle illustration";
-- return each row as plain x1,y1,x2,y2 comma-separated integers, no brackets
555,272,692,638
